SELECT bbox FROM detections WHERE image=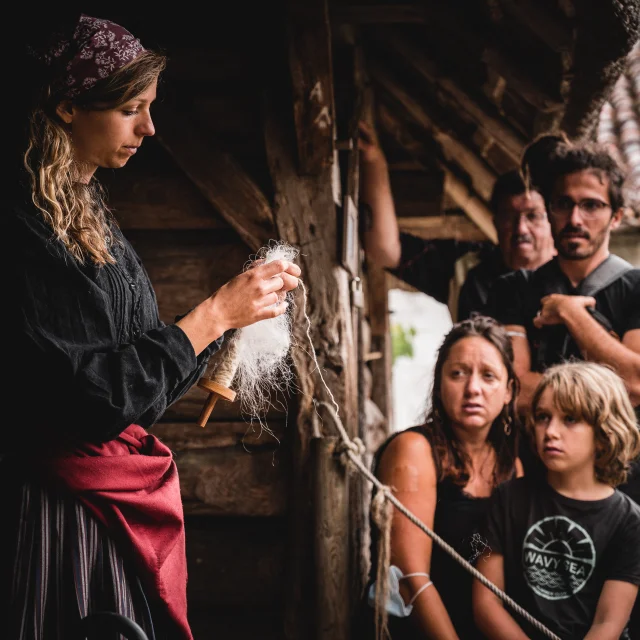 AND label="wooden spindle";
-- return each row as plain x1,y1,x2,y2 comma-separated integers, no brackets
196,335,239,427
